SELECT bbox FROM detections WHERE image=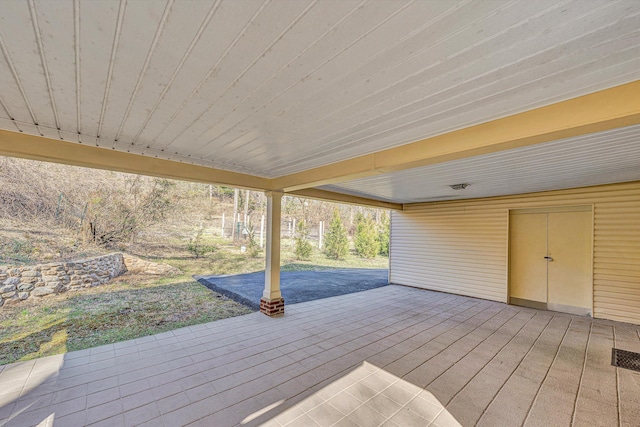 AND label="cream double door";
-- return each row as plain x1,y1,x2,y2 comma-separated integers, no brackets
509,206,592,315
